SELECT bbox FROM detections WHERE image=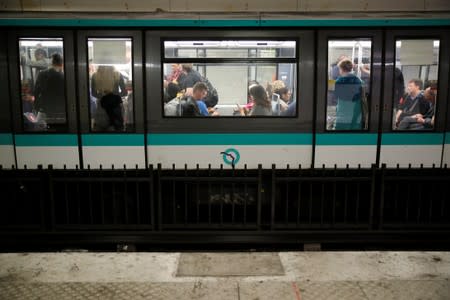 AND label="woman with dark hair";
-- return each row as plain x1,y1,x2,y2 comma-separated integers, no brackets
243,84,272,116
334,59,365,130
